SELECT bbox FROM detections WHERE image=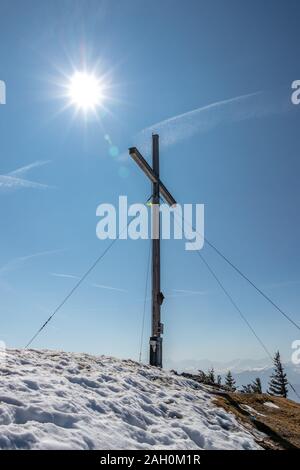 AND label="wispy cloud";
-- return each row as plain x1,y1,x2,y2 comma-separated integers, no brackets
0,160,51,192
173,288,209,295
120,88,293,161
0,175,50,191
8,160,50,177
164,288,212,299
0,249,63,277
50,272,80,280
92,283,128,293
51,272,128,293
265,279,300,290
135,288,211,303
